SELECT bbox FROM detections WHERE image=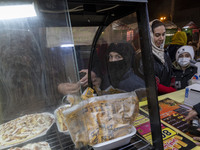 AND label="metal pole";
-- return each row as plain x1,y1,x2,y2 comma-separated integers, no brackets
170,0,175,22
137,3,164,150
